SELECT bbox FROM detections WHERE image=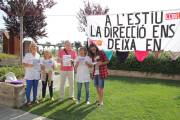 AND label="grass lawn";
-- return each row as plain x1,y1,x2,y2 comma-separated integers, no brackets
54,65,60,72
20,75,180,120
